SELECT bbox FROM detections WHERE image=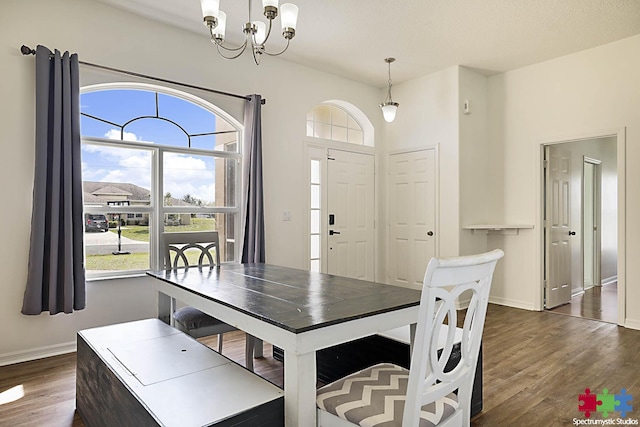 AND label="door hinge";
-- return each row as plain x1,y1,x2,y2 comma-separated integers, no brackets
543,159,548,168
